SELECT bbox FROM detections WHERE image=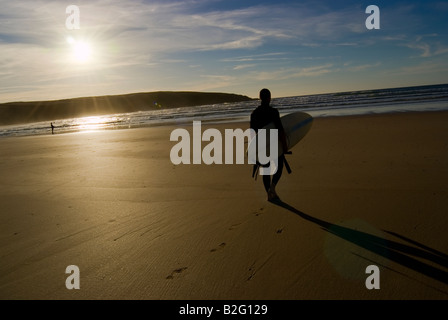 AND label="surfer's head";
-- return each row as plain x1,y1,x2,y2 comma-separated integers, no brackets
259,88,271,106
